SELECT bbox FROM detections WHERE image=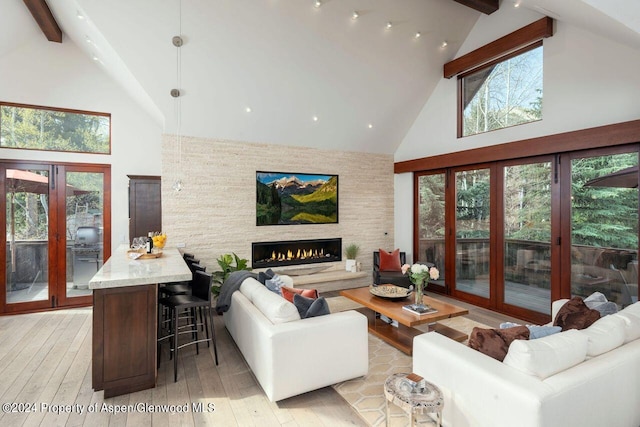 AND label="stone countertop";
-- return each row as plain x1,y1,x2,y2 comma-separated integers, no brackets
89,244,192,290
